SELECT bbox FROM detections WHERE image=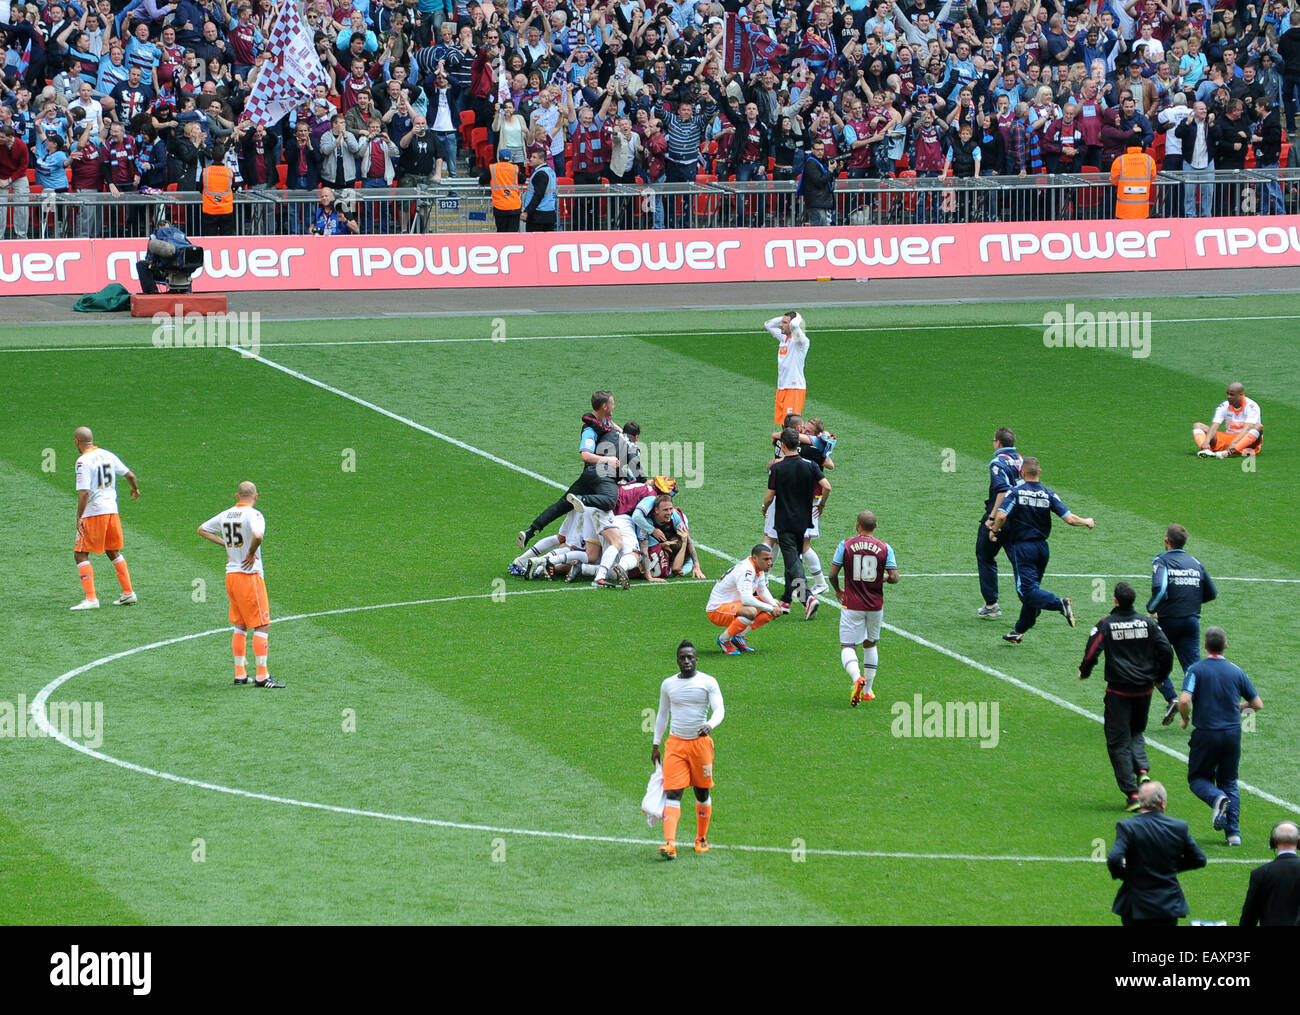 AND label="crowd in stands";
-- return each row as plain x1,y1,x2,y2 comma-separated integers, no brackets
1,0,1298,238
